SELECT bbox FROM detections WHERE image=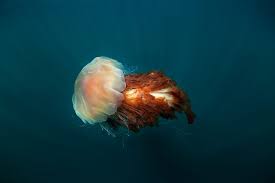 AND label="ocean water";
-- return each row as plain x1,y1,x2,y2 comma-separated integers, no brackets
0,0,275,182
